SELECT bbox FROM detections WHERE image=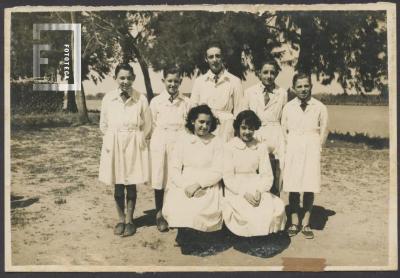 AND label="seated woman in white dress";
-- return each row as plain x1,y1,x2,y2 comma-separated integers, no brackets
162,104,224,233
223,110,286,237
